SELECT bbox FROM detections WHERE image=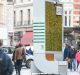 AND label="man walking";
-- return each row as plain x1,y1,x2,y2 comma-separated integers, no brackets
14,44,26,75
0,40,13,75
68,46,77,71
